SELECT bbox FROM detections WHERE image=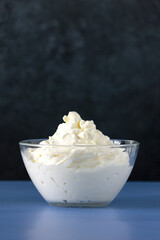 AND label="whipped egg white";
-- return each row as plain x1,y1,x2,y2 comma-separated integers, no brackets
23,112,132,206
